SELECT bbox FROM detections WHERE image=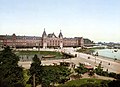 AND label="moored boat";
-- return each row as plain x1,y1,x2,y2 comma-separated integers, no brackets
42,55,56,58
